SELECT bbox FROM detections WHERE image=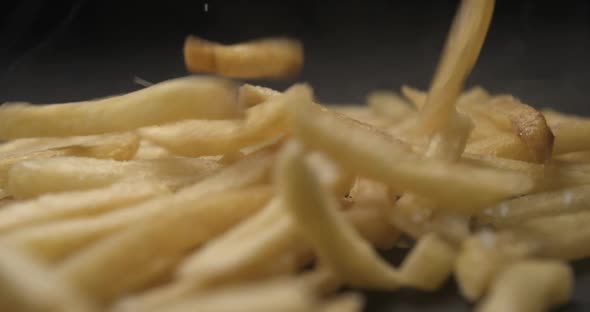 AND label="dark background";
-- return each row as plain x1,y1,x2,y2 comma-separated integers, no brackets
1,0,590,311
